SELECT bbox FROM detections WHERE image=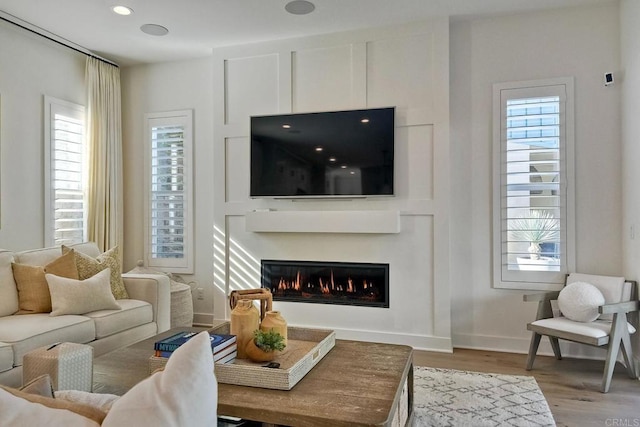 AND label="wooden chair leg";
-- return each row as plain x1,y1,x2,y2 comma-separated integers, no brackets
549,337,562,360
602,315,627,393
619,323,637,379
526,332,541,370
